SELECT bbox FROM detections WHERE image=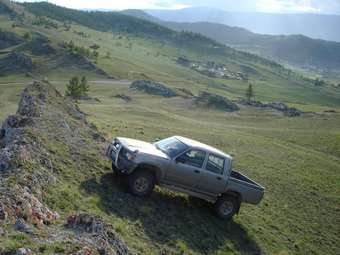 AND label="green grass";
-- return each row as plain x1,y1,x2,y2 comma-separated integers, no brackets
1,6,340,255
